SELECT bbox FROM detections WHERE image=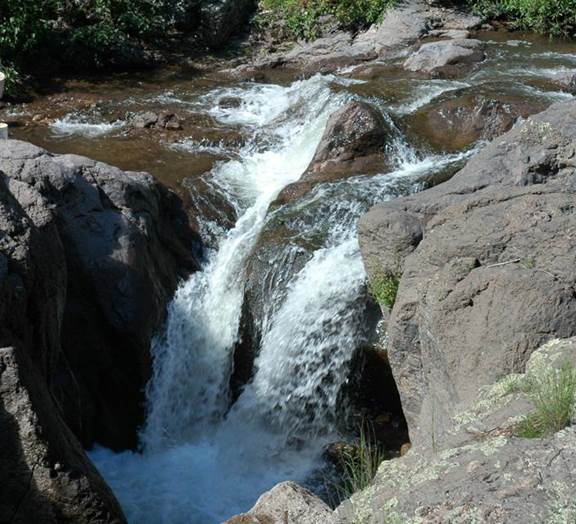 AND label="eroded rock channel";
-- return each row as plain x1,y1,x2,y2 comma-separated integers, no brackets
1,3,576,522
